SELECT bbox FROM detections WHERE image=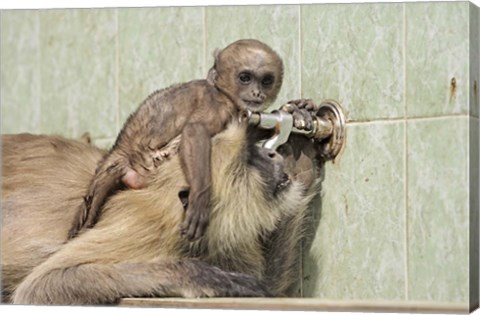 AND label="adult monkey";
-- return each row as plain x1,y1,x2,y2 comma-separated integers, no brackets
1,103,324,305
68,39,284,242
